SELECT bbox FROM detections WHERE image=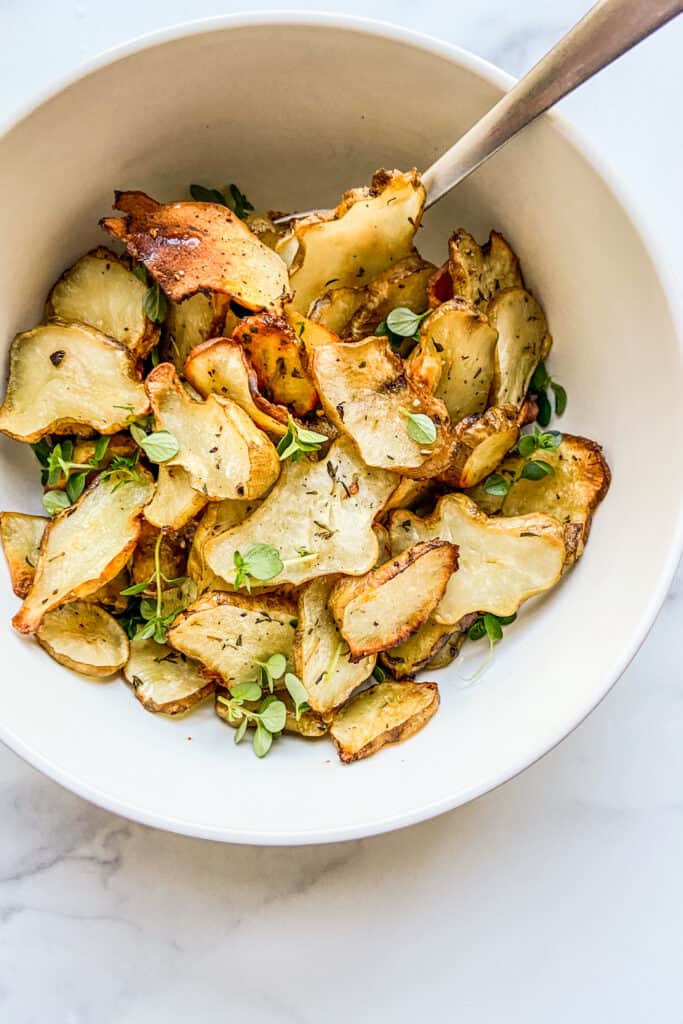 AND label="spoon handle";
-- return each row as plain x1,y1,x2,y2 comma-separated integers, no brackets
421,0,682,208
